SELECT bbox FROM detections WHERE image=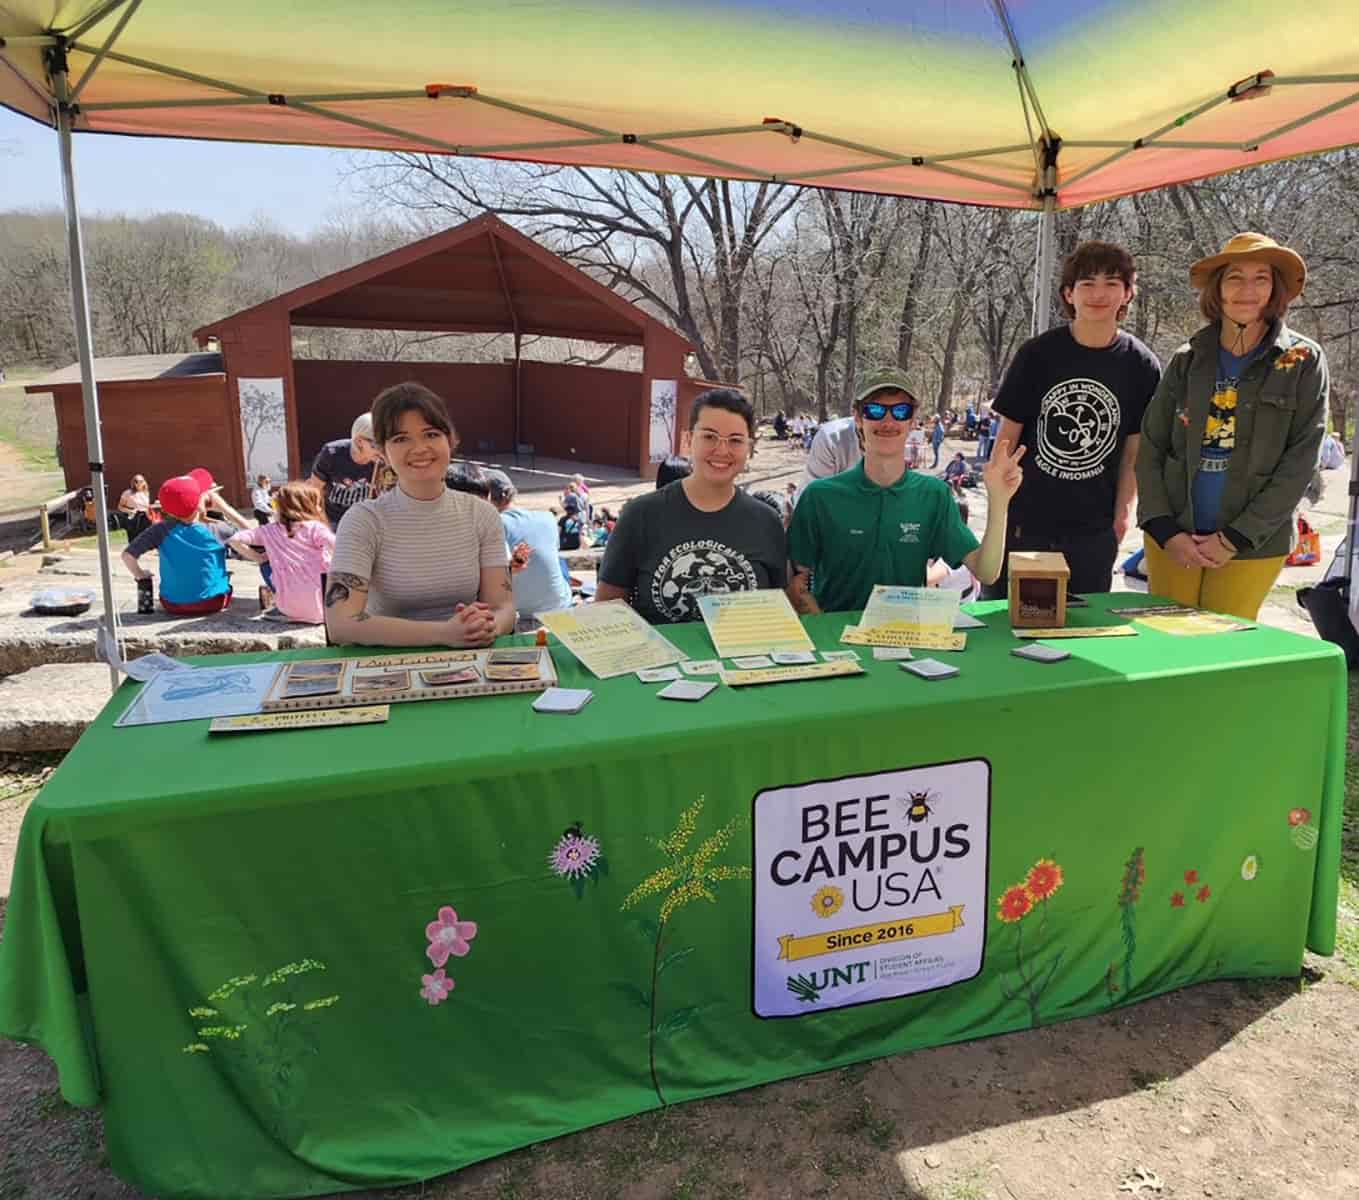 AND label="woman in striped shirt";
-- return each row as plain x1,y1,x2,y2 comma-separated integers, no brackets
324,382,514,647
